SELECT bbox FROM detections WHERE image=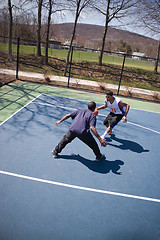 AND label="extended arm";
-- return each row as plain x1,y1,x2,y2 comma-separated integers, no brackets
55,114,71,125
119,101,130,122
90,126,107,147
96,102,107,111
